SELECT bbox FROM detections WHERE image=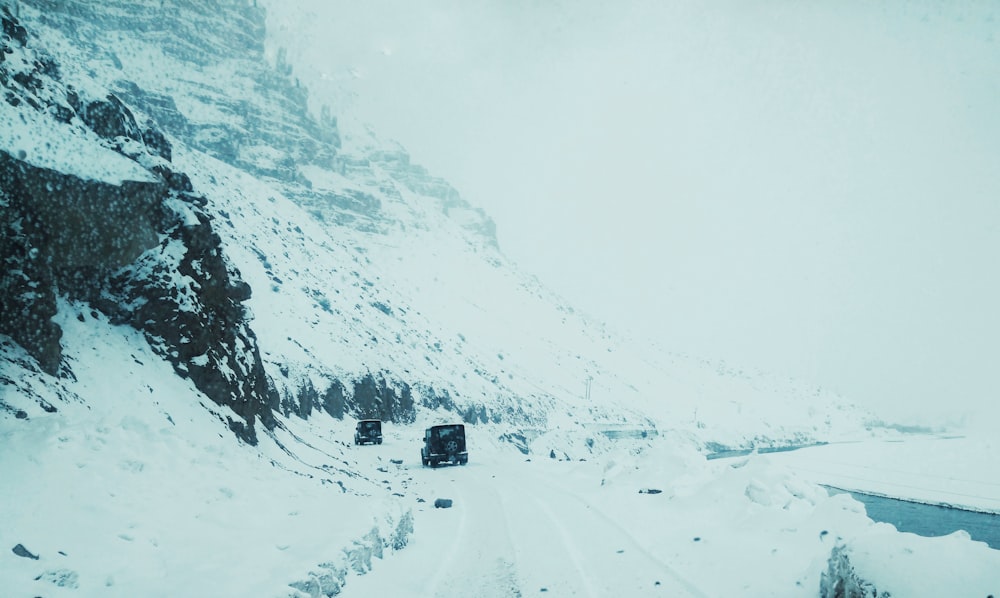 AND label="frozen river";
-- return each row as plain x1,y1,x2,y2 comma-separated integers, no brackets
828,487,1000,549
762,435,1000,548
